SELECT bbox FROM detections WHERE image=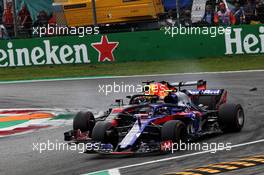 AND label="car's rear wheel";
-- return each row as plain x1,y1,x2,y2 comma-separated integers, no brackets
218,104,245,133
92,121,119,148
73,111,95,136
161,120,187,143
